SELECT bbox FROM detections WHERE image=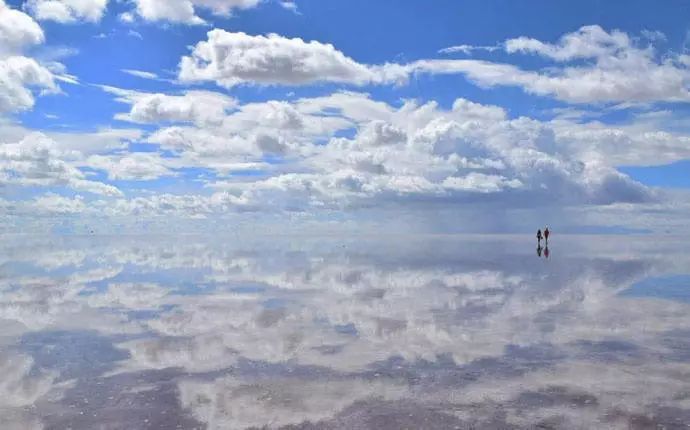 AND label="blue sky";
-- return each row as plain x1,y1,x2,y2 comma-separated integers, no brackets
1,0,690,233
